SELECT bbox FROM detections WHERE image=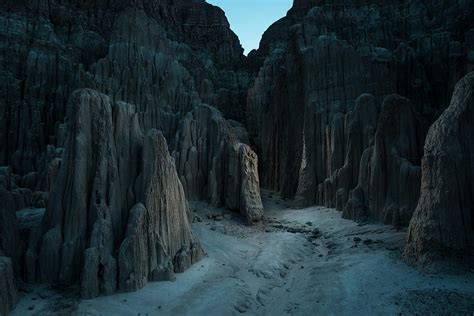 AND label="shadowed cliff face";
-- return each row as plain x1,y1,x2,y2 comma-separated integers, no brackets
0,0,261,307
0,0,250,175
247,0,473,211
245,0,474,267
404,72,474,267
37,89,203,298
0,0,473,311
